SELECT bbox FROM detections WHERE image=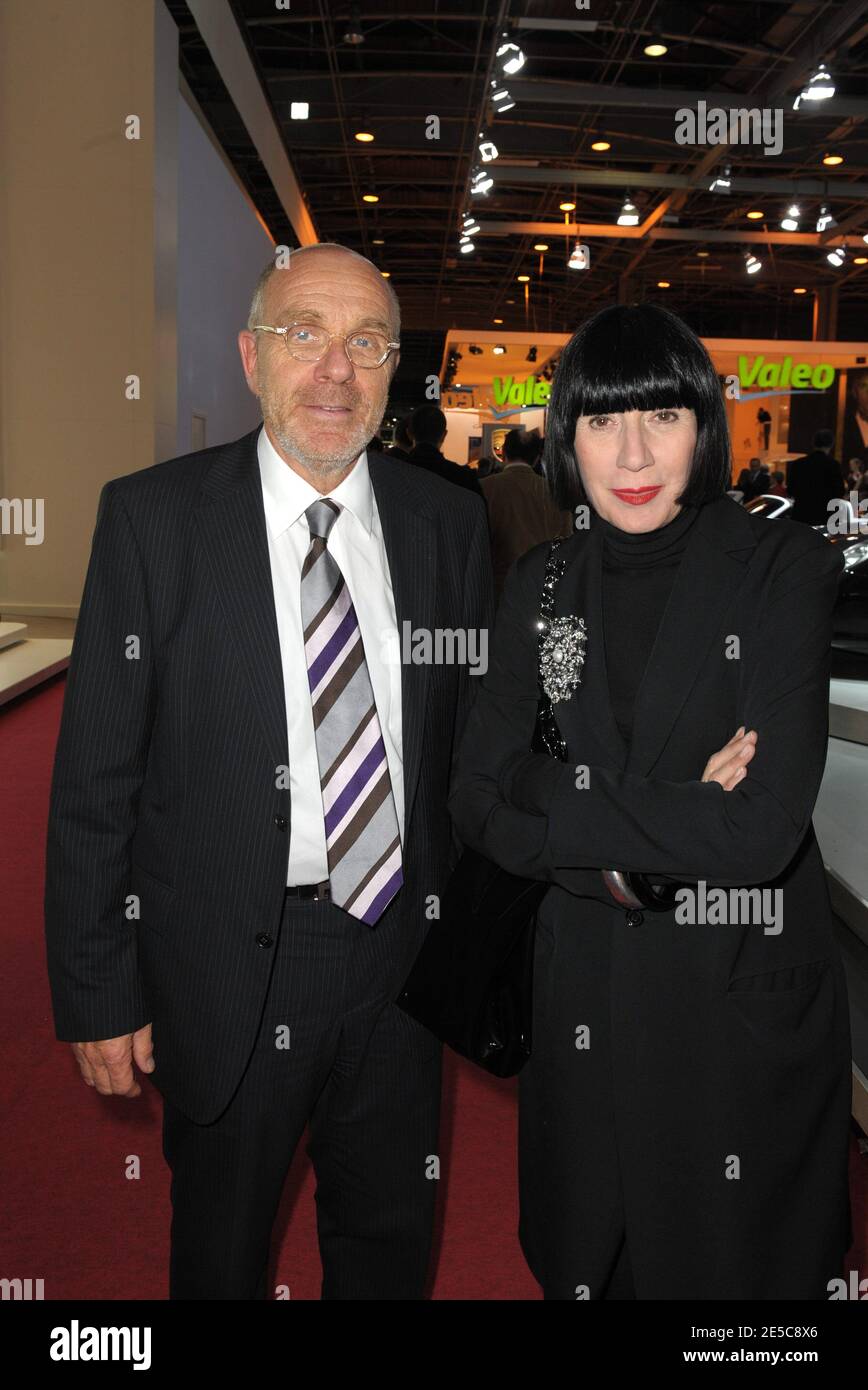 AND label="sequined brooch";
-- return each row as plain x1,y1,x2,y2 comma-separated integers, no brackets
537,614,587,703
